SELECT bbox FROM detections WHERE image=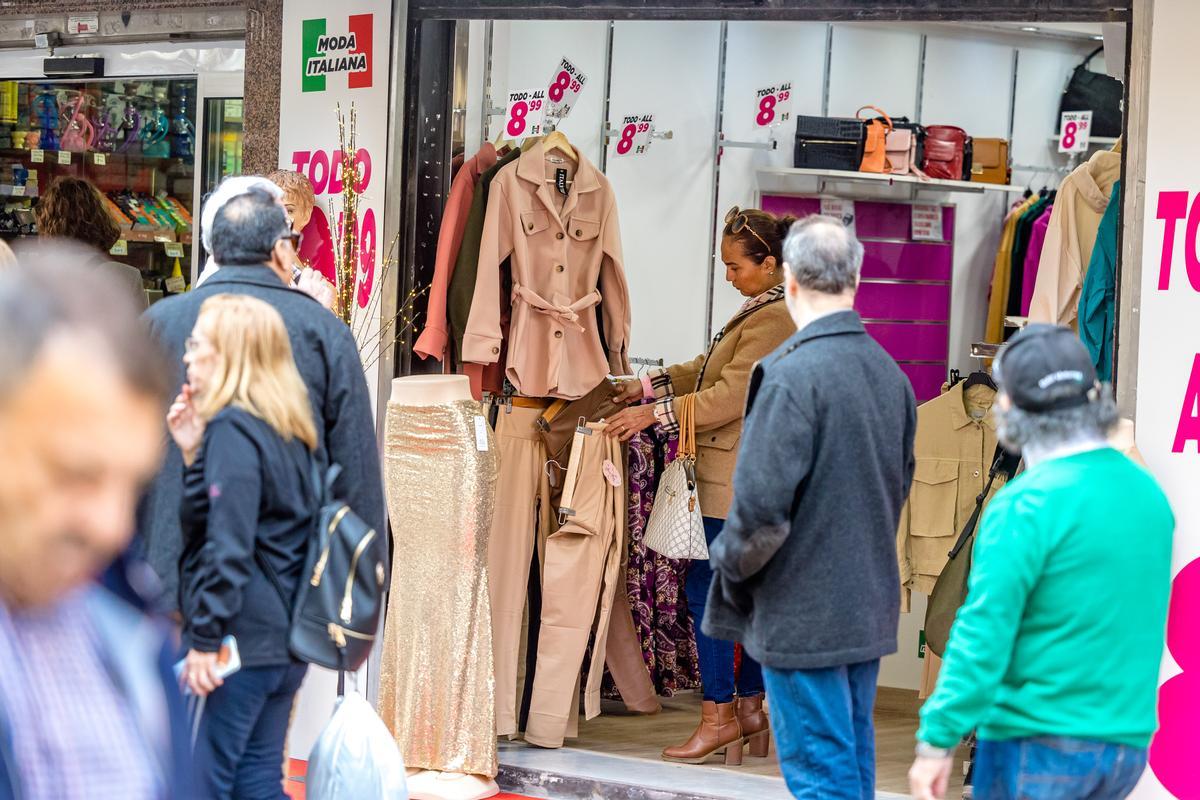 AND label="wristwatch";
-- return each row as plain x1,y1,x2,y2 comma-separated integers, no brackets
915,741,953,759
